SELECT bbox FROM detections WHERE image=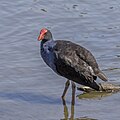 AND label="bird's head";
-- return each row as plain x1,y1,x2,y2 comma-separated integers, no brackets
38,28,53,41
